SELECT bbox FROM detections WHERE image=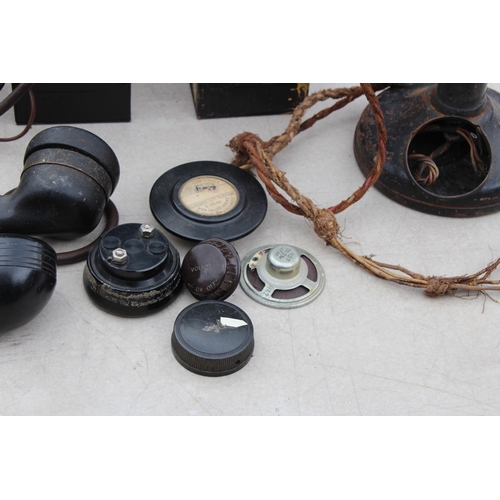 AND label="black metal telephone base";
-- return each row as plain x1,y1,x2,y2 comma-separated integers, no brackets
354,83,500,217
